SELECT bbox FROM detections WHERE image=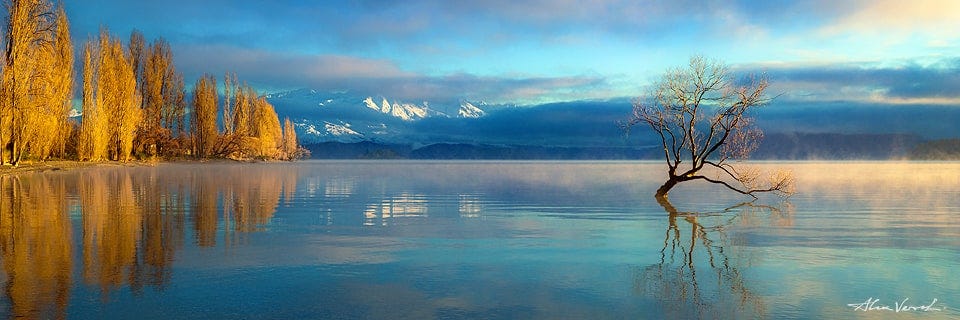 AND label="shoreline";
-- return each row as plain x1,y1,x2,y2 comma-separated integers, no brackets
0,160,160,177
0,158,267,177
